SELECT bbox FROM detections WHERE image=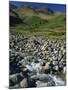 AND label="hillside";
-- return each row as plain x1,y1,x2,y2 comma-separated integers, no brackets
9,3,66,39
